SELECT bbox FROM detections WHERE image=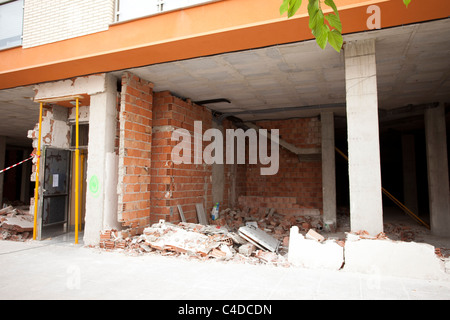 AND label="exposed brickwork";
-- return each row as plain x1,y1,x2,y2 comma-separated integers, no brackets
118,72,153,236
243,117,323,214
150,91,213,225
238,196,321,216
116,74,323,236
